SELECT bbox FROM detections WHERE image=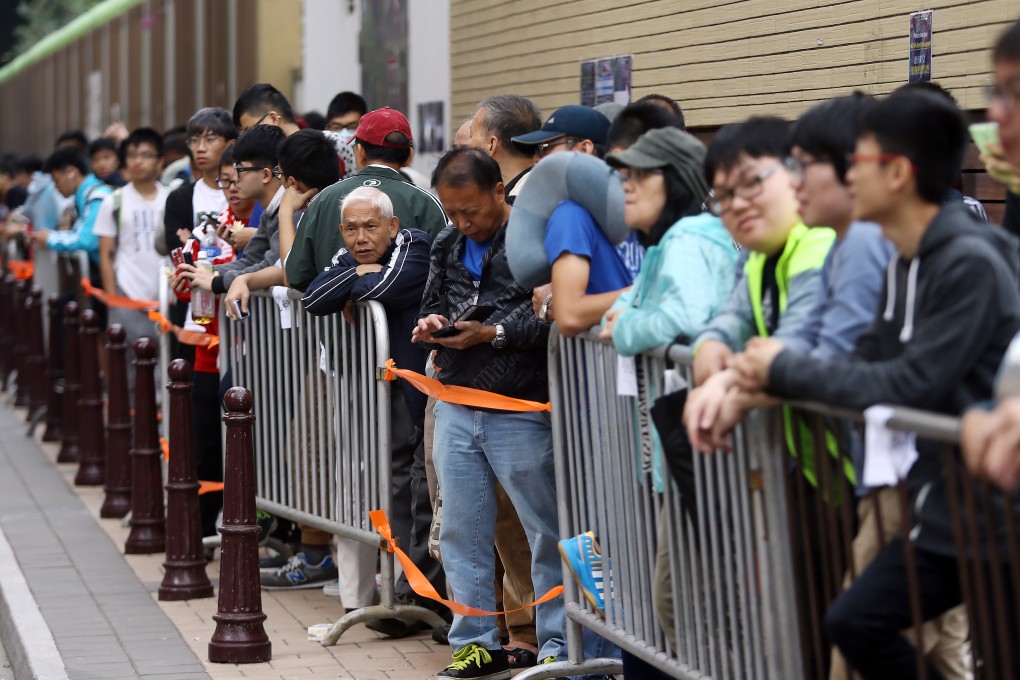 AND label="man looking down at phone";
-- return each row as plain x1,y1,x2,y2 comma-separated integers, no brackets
301,187,446,627
414,148,563,679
